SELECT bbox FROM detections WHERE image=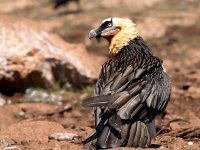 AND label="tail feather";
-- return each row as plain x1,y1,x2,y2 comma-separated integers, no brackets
97,123,130,148
133,121,142,147
95,118,152,148
127,121,151,147
83,119,153,149
126,121,137,146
